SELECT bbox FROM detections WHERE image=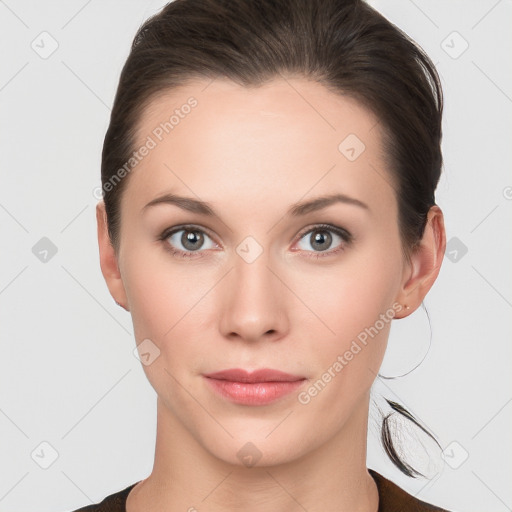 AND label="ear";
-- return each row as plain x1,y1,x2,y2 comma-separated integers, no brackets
394,205,446,319
96,201,129,311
